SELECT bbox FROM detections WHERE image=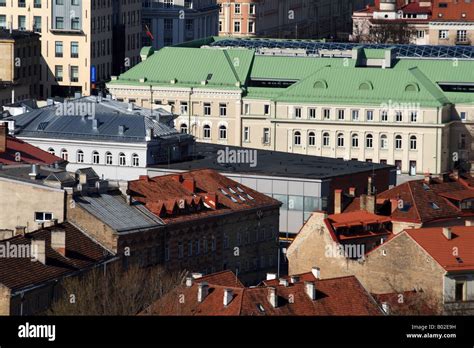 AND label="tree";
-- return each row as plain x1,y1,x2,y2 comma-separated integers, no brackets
364,21,417,44
48,262,186,315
